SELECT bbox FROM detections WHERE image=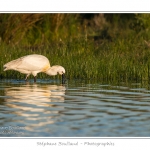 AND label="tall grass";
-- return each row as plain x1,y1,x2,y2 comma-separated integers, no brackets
1,14,150,82
1,34,150,82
